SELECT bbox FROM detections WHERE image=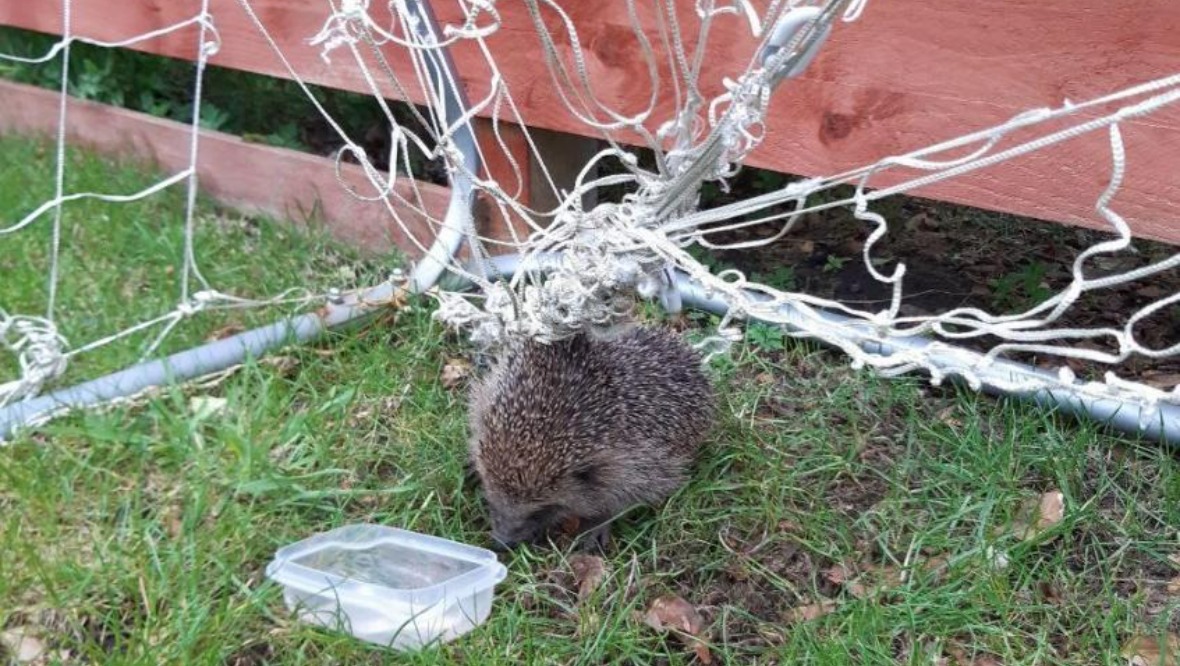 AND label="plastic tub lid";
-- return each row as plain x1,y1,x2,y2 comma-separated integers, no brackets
266,524,508,608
